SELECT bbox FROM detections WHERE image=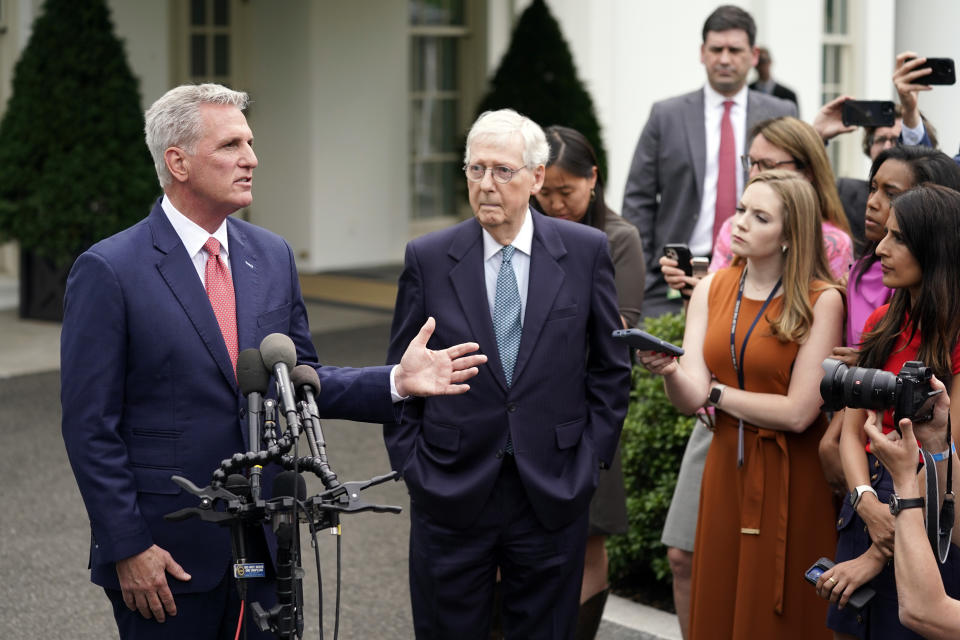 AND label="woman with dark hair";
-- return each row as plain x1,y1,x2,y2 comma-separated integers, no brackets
532,125,644,639
844,146,960,350
818,148,960,497
535,125,645,327
818,184,960,640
